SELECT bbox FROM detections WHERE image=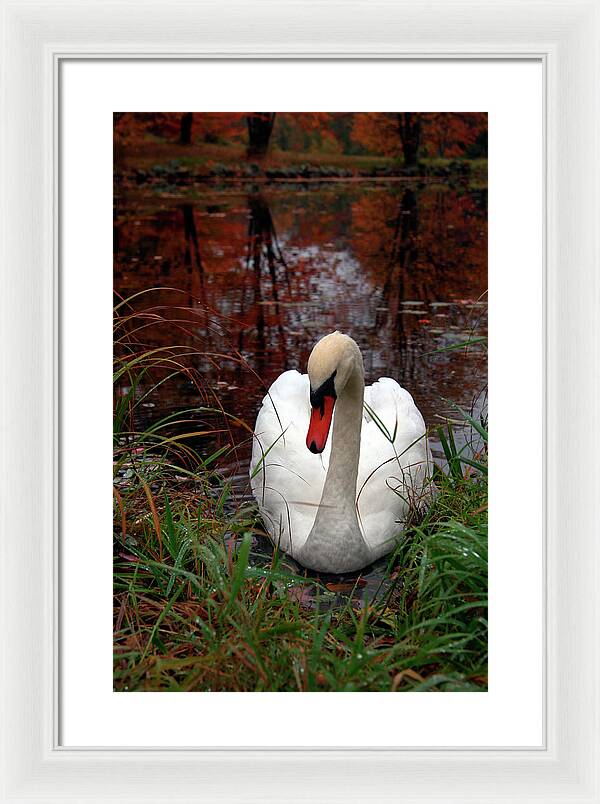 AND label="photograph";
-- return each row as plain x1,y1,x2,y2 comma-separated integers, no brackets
6,0,599,794
113,111,488,692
